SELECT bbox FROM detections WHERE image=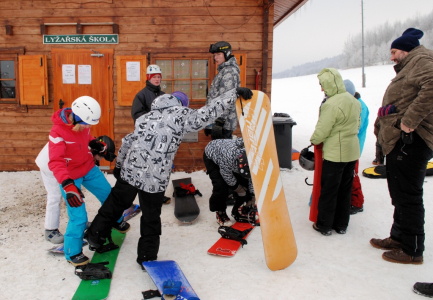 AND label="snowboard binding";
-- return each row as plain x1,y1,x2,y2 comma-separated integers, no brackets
236,204,260,226
85,230,119,254
75,262,112,280
218,226,252,247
